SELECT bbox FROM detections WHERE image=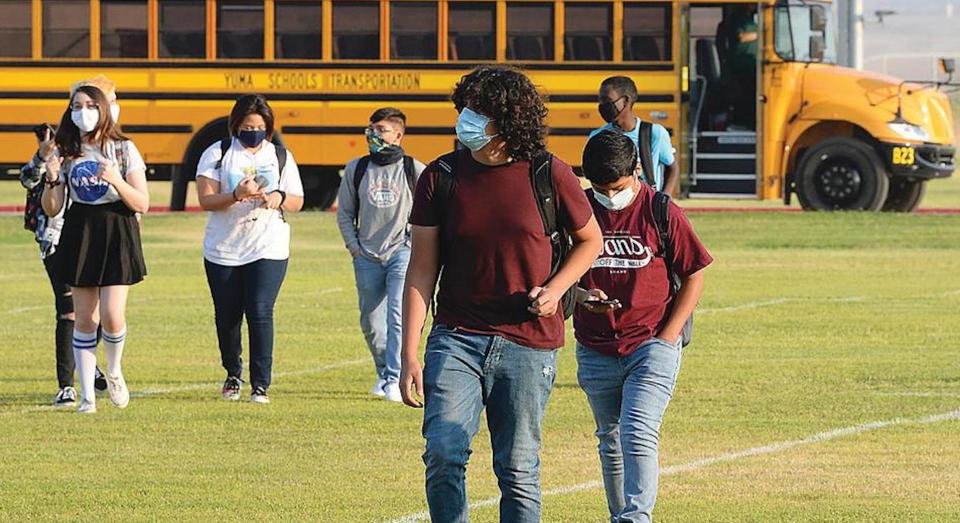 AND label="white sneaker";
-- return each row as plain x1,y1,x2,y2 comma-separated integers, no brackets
106,373,130,409
370,378,387,398
77,400,97,414
383,382,403,403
